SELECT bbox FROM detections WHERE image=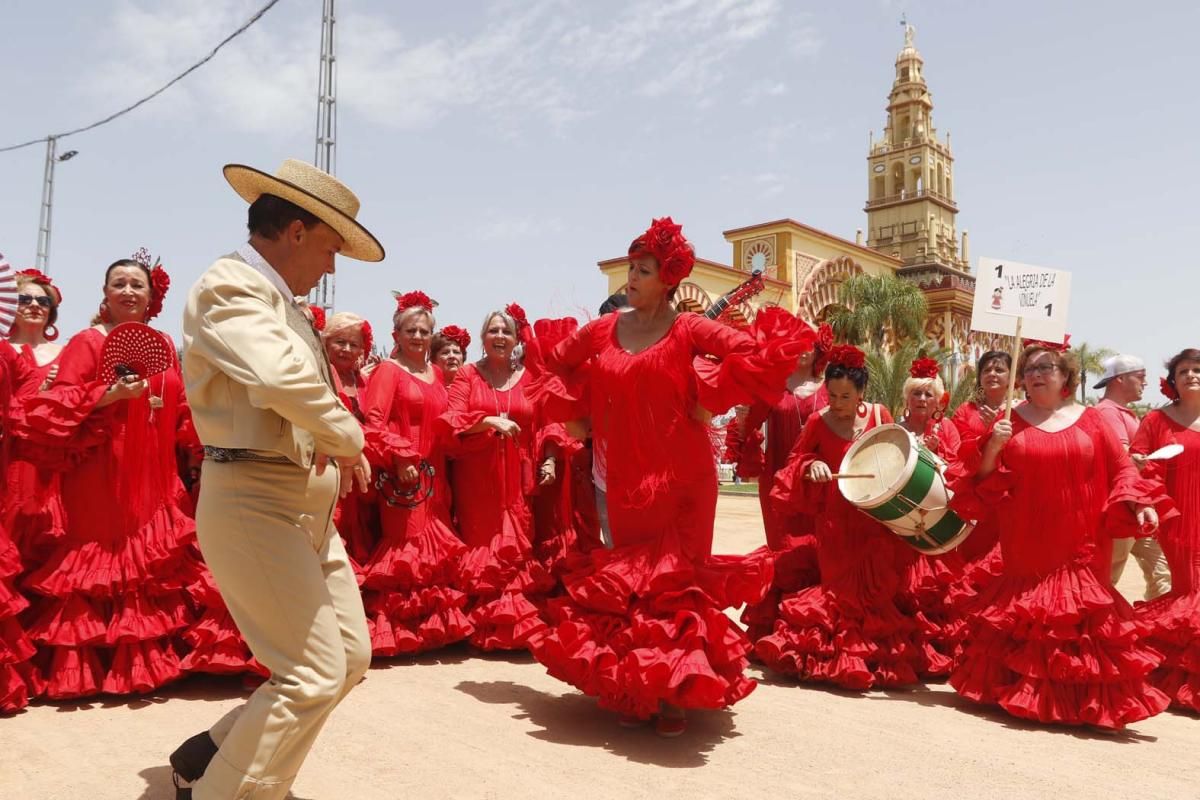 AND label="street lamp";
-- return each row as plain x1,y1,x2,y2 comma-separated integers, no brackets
35,137,80,274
